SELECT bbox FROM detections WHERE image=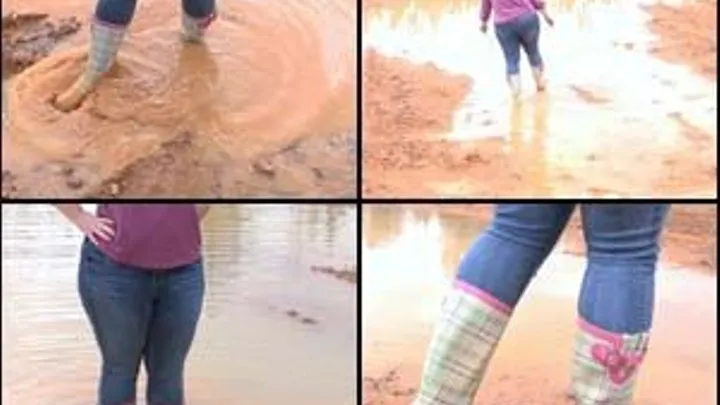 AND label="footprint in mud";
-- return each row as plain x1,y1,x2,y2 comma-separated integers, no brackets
285,309,319,326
